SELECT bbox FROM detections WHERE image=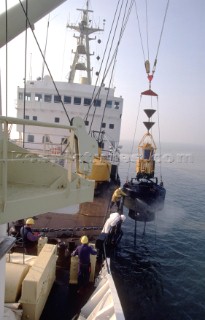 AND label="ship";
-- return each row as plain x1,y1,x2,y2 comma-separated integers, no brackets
0,1,125,319
123,86,166,222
